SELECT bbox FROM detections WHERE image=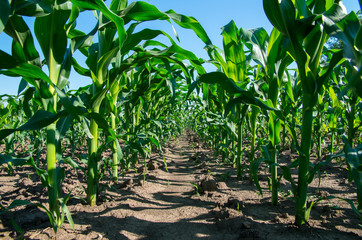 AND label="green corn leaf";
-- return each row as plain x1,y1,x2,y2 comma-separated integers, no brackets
199,72,244,95
122,29,172,54
91,86,109,110
96,47,119,86
148,136,160,149
225,96,276,118
0,155,29,167
307,151,342,184
121,2,211,45
186,80,199,100
0,155,47,187
316,49,344,93
12,41,27,64
18,79,28,95
0,0,10,34
110,0,128,11
326,195,361,218
264,0,310,86
0,50,19,69
335,11,360,60
280,165,297,195
305,200,316,222
70,0,126,48
22,87,35,118
250,157,266,196
221,20,247,82
34,4,71,85
285,73,295,103
314,0,334,14
263,0,296,36
304,24,325,75
14,0,52,17
63,157,86,173
67,3,80,27
10,217,24,236
328,86,340,108
2,63,52,85
356,27,362,51
243,27,269,70
17,110,64,131
71,57,91,77
344,141,362,211
85,112,110,131
55,85,87,117
205,45,228,72
4,15,41,66
0,110,67,141
166,10,212,46
323,4,348,37
57,48,72,90
59,198,74,230
268,76,280,107
268,112,282,146
0,199,33,215
68,20,98,53
55,115,73,146
133,42,204,76
121,1,168,22
274,117,282,146
35,4,71,57
295,0,308,17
